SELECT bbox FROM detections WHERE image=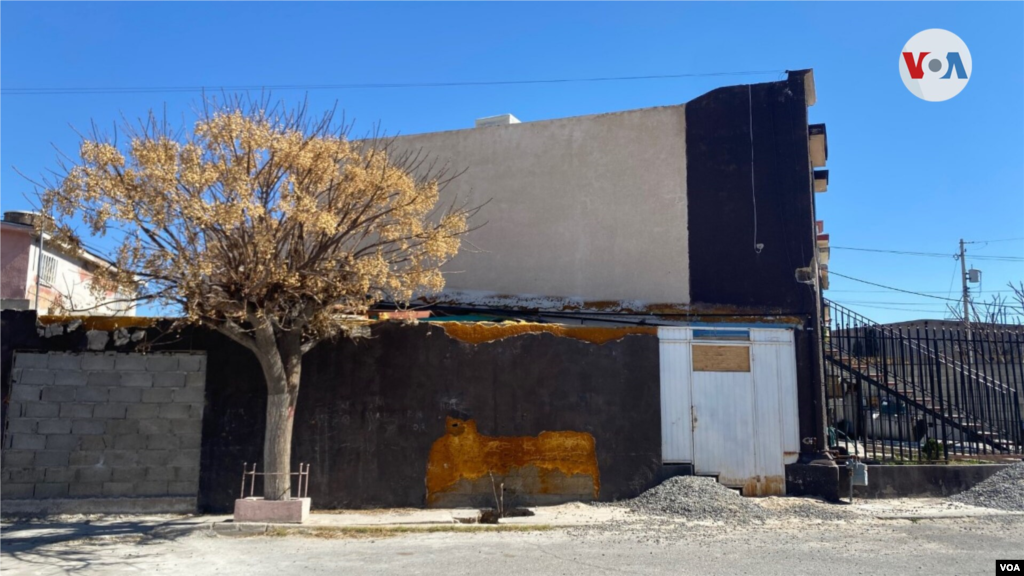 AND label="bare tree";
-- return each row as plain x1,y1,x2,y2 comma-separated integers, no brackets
36,95,476,500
